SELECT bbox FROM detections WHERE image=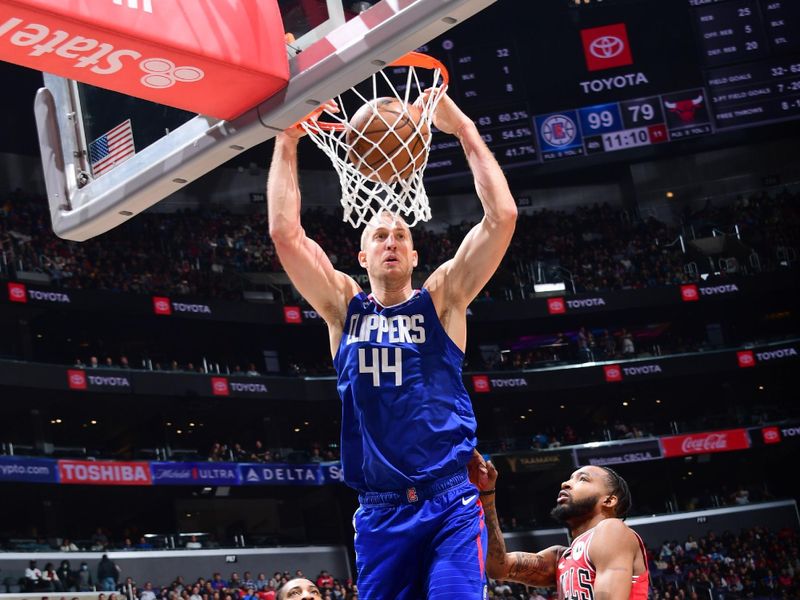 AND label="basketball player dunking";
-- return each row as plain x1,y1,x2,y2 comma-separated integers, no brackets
480,463,649,599
267,90,516,599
